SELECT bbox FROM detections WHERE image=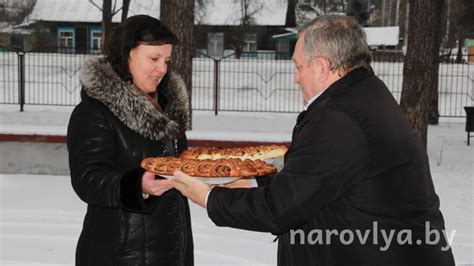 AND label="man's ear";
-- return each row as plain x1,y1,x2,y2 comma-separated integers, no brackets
315,57,331,82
